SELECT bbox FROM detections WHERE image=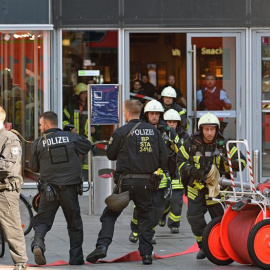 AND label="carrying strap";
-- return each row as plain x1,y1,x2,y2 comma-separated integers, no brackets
126,122,141,138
